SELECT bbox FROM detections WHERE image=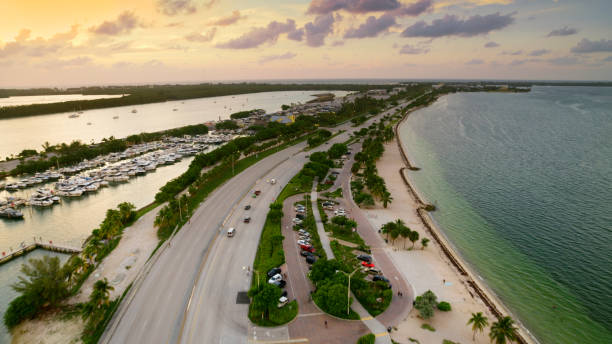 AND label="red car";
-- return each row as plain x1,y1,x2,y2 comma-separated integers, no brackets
300,244,315,252
254,190,261,196
361,261,375,268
